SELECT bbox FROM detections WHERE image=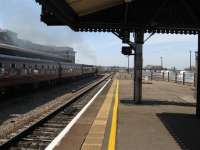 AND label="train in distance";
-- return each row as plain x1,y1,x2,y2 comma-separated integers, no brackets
0,43,97,90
